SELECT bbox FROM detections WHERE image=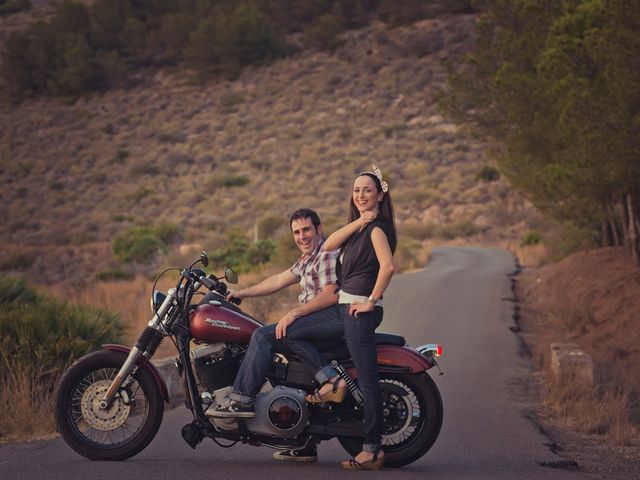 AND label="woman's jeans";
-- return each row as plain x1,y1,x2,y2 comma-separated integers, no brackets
229,305,343,405
341,304,383,453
